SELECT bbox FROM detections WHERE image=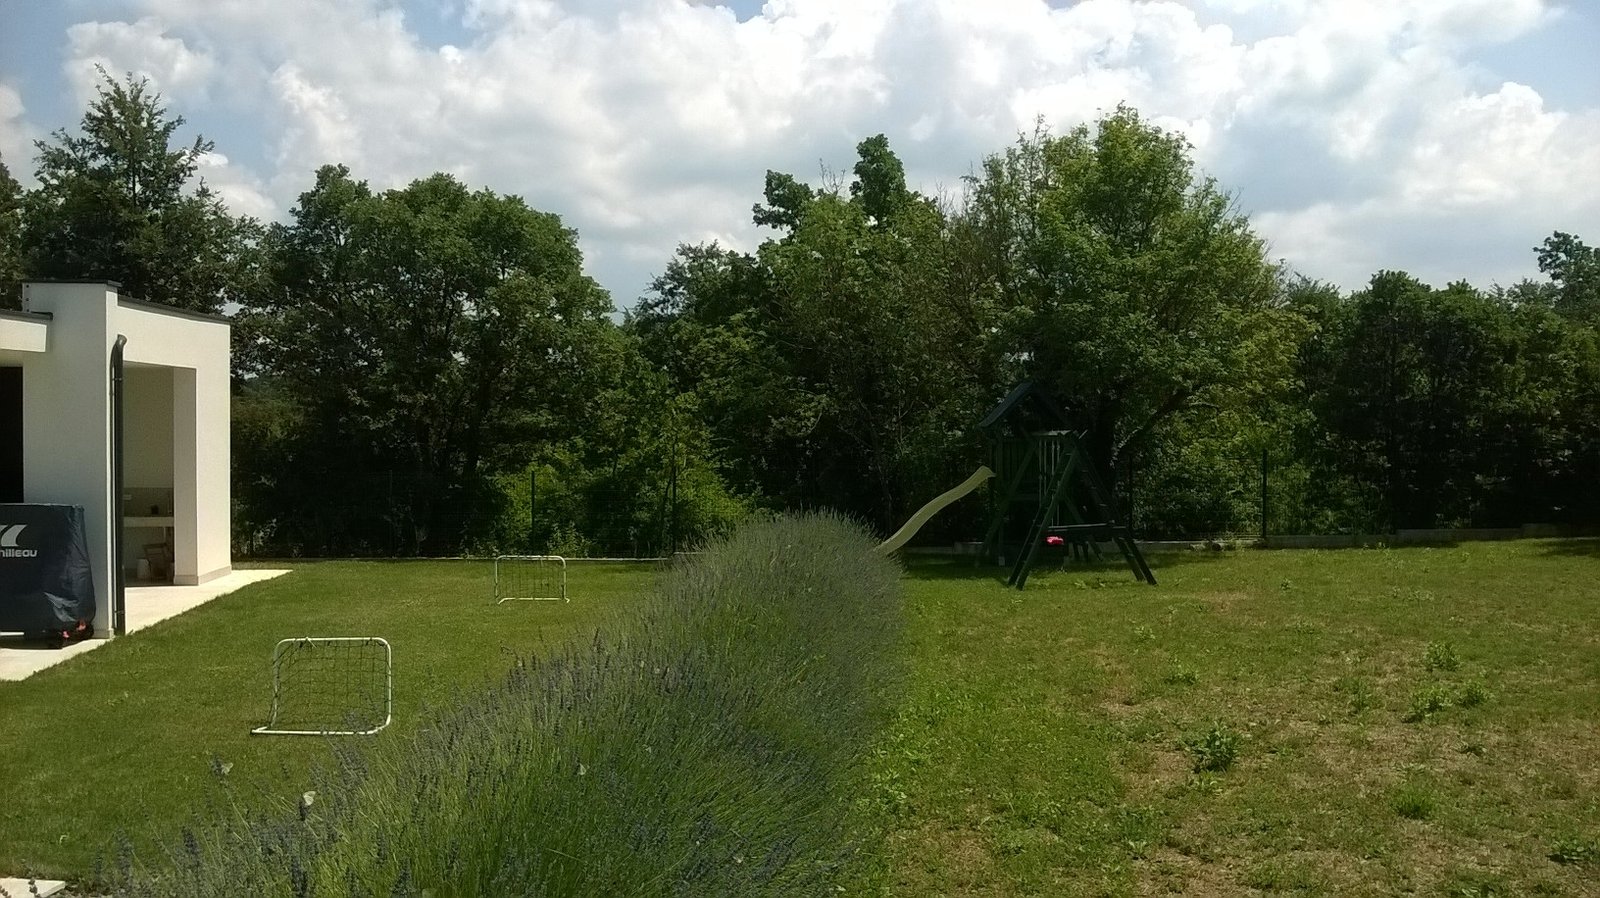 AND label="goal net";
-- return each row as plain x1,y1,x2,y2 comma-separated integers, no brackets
494,555,568,603
251,637,392,736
